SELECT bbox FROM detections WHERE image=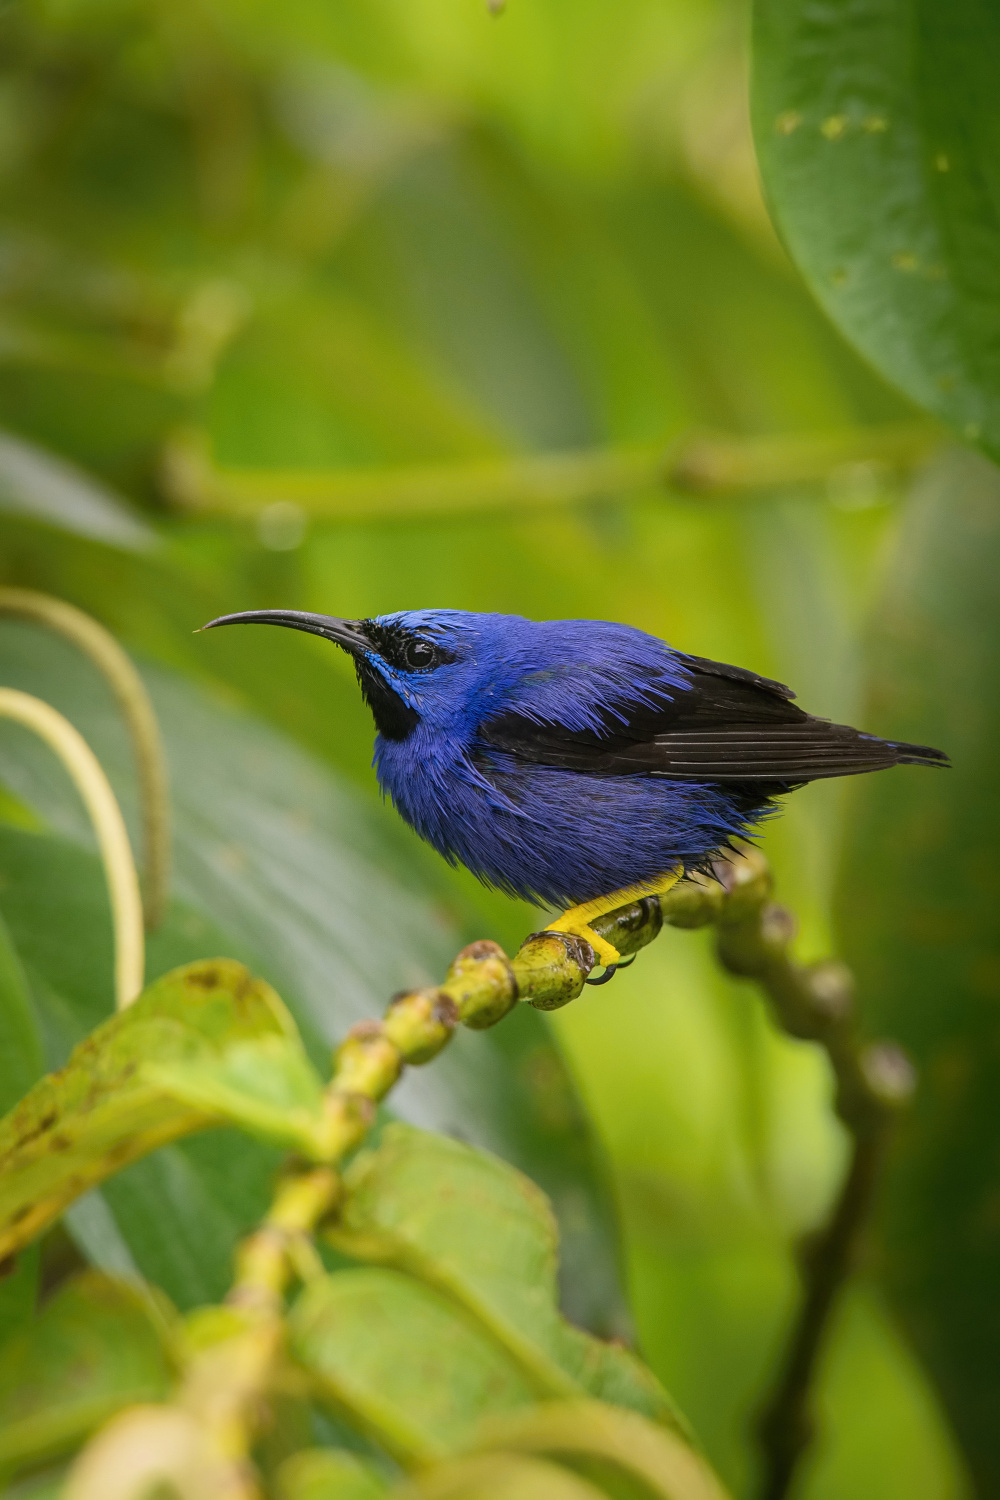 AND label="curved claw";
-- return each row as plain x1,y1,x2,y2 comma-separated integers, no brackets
584,952,637,986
